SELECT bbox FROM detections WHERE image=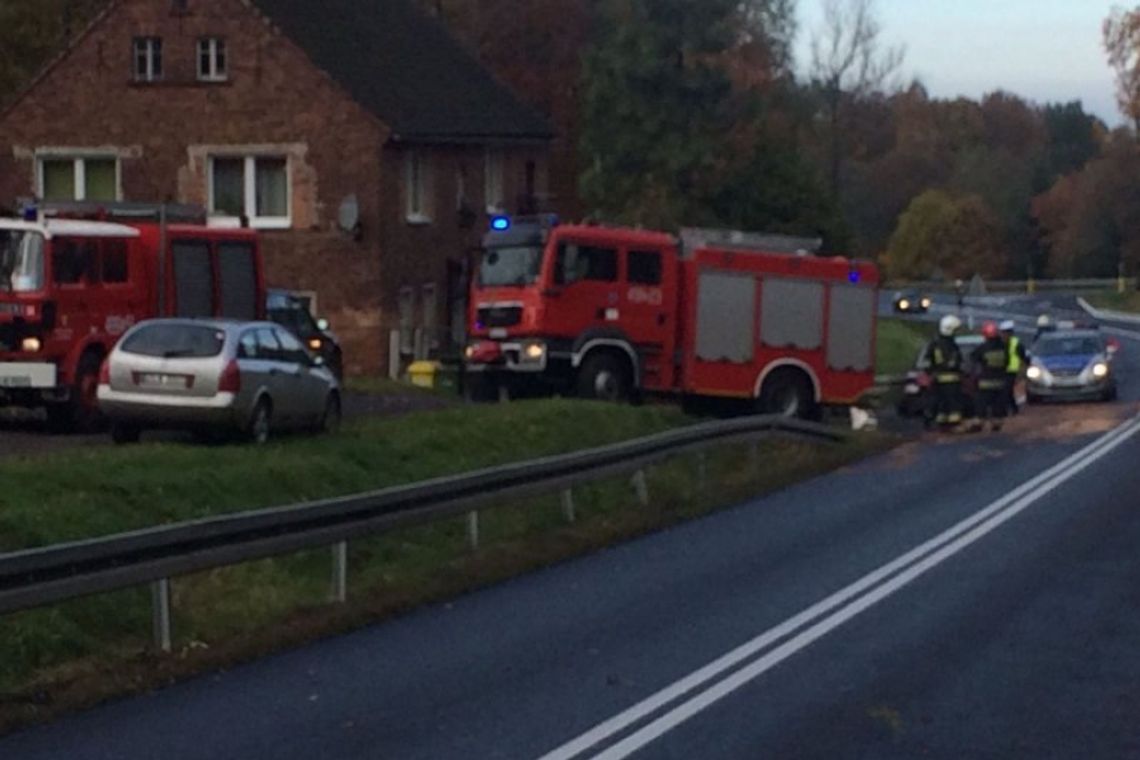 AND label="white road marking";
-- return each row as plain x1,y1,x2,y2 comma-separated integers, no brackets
538,414,1140,760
